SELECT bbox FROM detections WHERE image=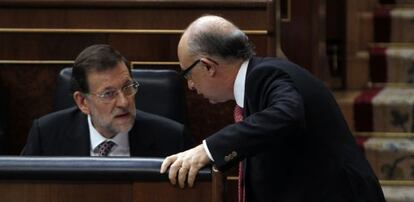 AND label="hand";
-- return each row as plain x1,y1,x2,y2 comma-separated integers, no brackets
160,144,210,188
